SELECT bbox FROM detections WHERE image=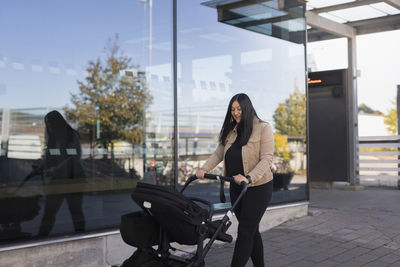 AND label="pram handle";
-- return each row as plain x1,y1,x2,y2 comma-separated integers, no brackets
204,173,250,191
181,174,249,193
